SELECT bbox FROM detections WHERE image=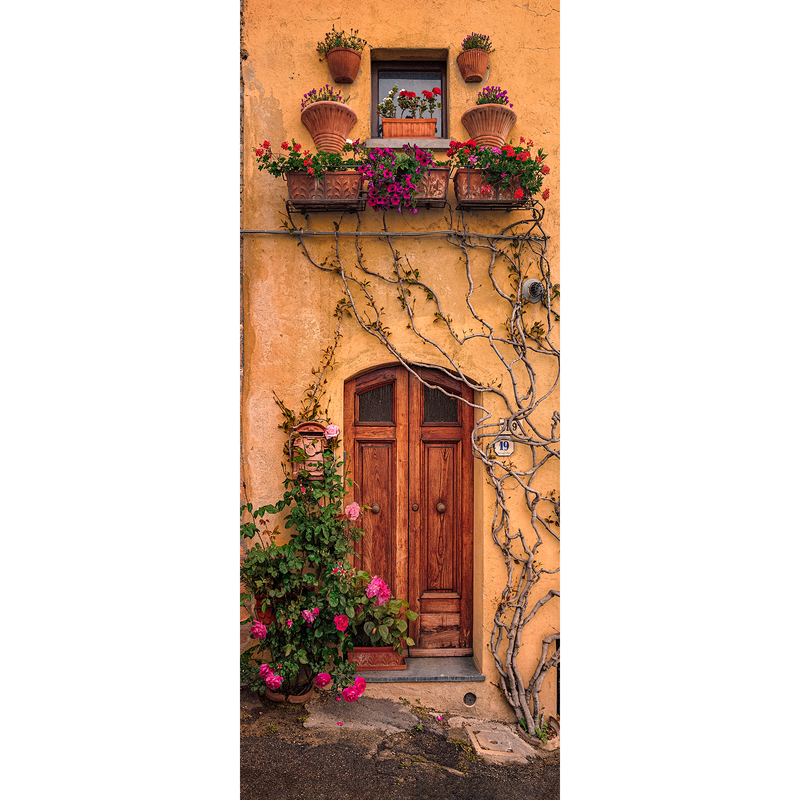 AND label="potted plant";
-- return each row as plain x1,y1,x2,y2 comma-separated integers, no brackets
377,84,442,139
343,571,418,671
456,32,493,83
316,26,367,84
300,85,358,153
240,422,369,703
254,137,365,210
447,136,550,208
460,85,517,148
358,144,450,213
